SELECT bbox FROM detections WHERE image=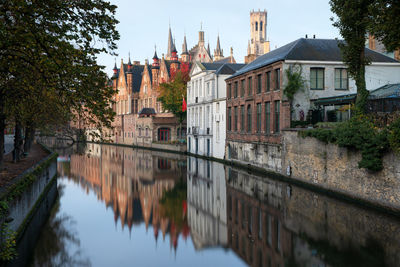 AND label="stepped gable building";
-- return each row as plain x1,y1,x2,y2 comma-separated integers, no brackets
188,27,213,63
108,24,238,147
225,37,400,172
245,9,270,64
